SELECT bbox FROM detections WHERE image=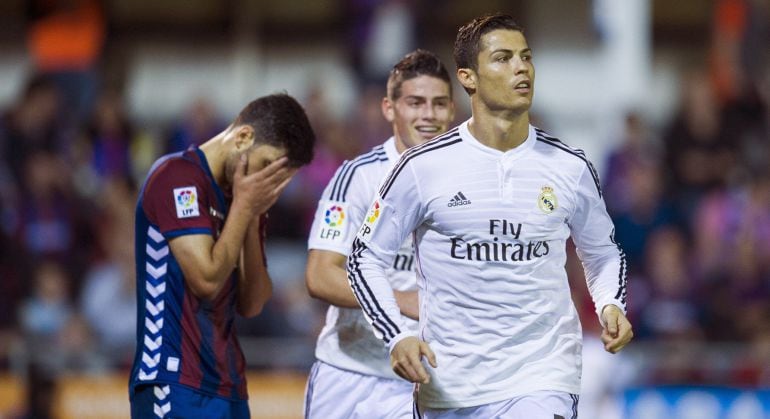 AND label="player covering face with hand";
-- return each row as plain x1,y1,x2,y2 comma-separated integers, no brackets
129,94,315,419
304,49,454,419
348,13,632,419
